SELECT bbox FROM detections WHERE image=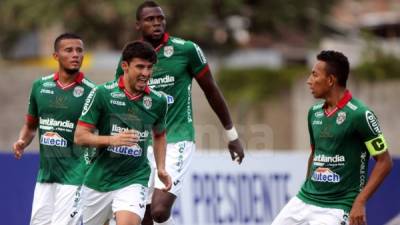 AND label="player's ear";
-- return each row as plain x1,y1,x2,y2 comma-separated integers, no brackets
121,61,129,72
52,52,59,61
328,74,336,87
